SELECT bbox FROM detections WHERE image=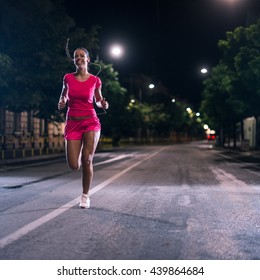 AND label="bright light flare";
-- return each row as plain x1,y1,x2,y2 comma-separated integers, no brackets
215,0,246,7
220,0,240,4
201,68,208,74
186,107,192,114
110,45,123,58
